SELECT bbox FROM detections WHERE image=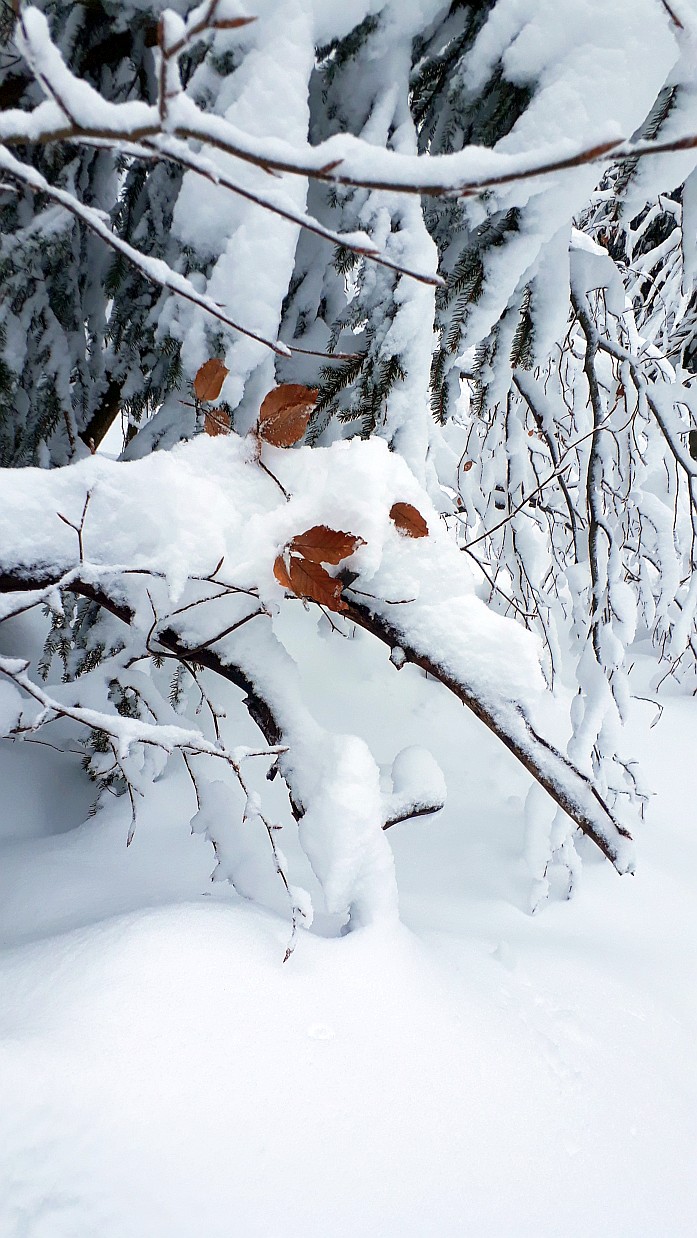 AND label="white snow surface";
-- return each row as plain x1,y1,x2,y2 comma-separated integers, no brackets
0,614,695,1236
